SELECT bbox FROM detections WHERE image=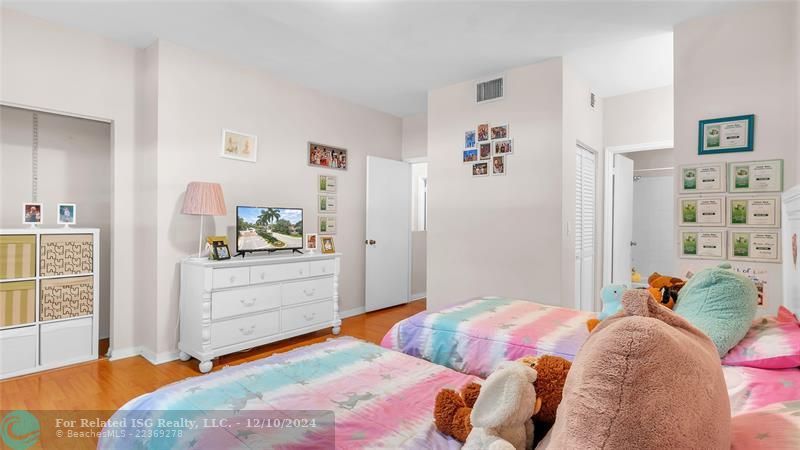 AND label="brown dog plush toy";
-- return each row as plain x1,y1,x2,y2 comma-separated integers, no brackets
434,355,571,444
647,272,685,310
